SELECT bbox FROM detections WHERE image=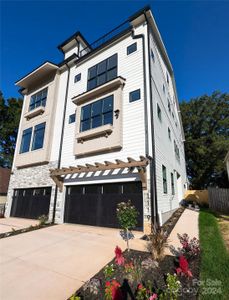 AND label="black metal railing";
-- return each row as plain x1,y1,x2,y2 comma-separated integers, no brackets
80,20,131,57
